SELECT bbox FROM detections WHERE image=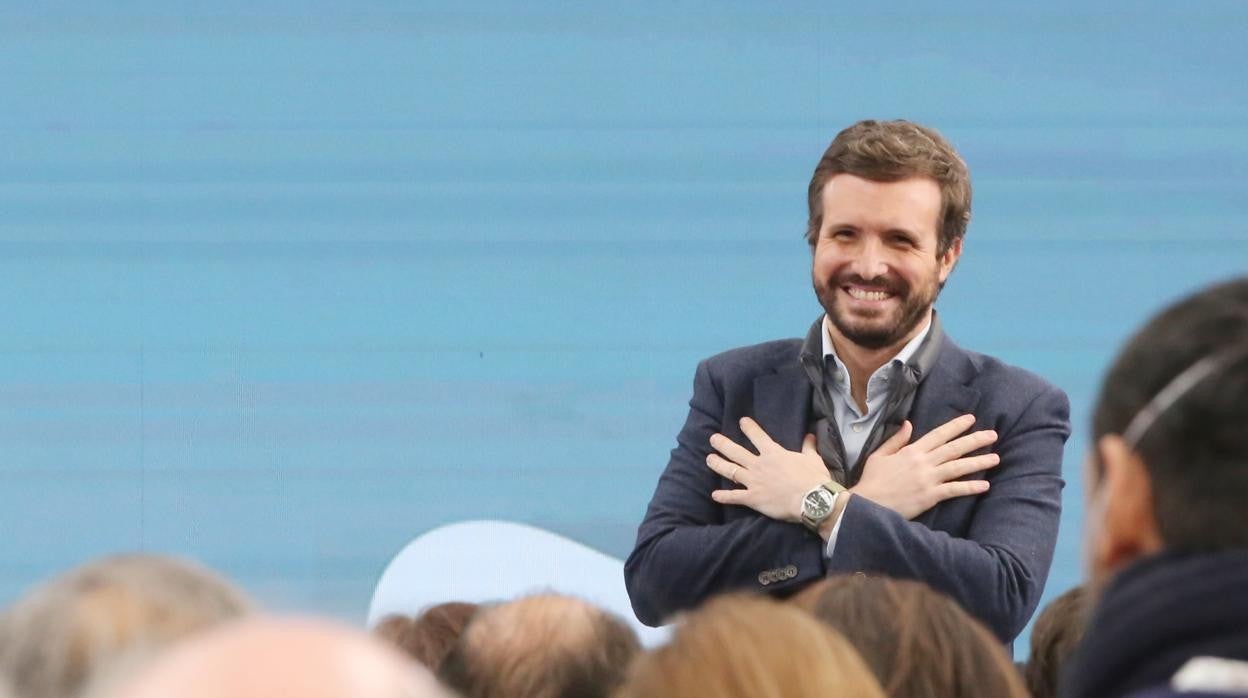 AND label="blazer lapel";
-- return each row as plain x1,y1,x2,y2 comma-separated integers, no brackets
746,341,980,462
751,361,813,452
909,339,982,528
908,339,981,439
